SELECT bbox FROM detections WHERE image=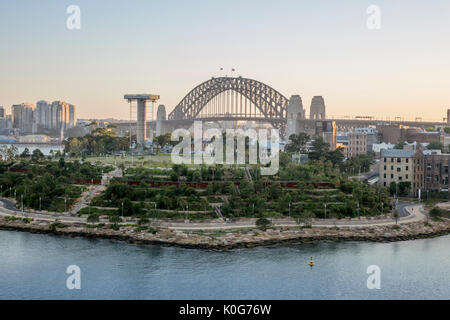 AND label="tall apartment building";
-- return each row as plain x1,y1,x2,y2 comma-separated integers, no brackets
30,100,77,133
424,153,450,193
347,127,378,158
68,104,76,127
35,100,51,131
12,103,34,134
0,106,5,118
379,149,420,195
